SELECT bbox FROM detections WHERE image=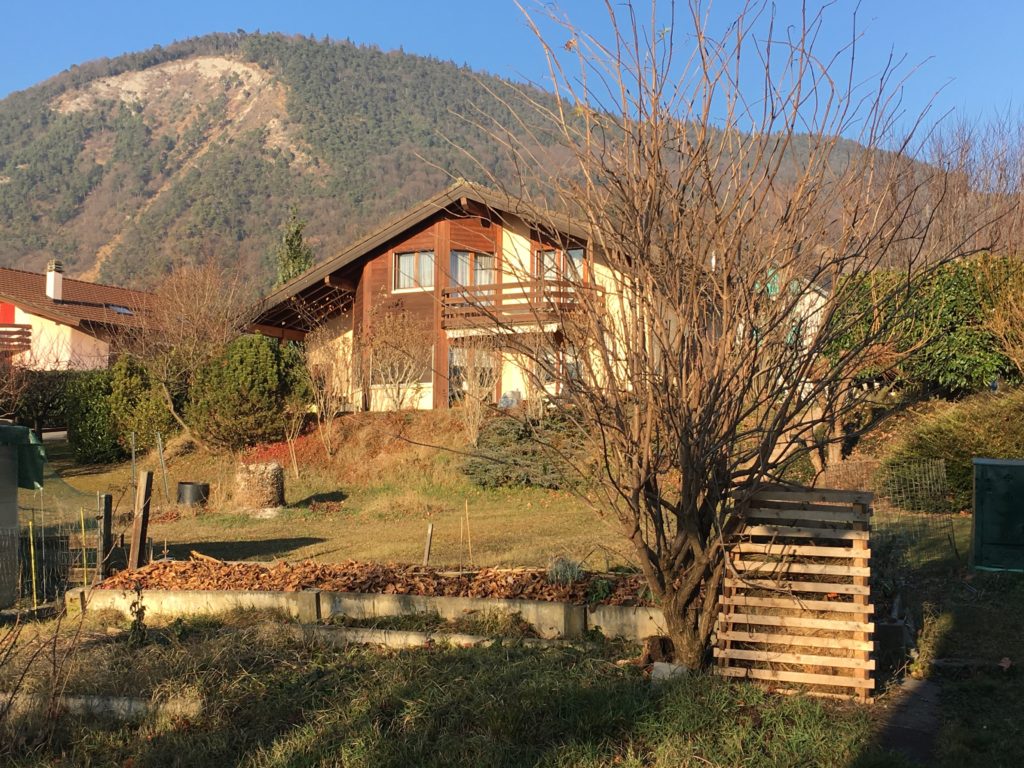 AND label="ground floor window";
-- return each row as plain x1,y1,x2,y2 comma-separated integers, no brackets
448,344,500,406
